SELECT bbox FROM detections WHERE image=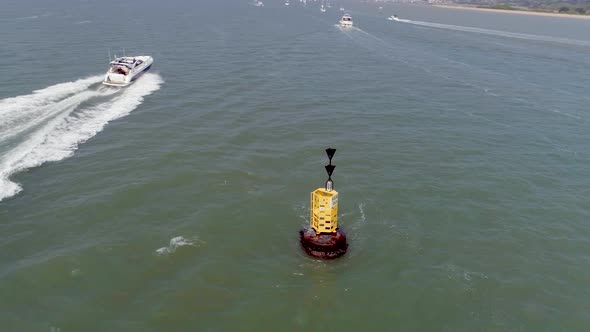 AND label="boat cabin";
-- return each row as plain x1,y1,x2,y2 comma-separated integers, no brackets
108,57,144,76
